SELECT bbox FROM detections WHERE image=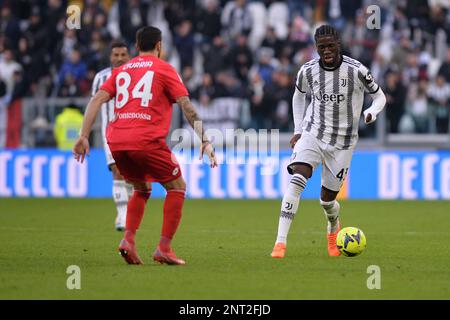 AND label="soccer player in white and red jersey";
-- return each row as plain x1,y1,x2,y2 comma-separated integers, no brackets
73,26,217,265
